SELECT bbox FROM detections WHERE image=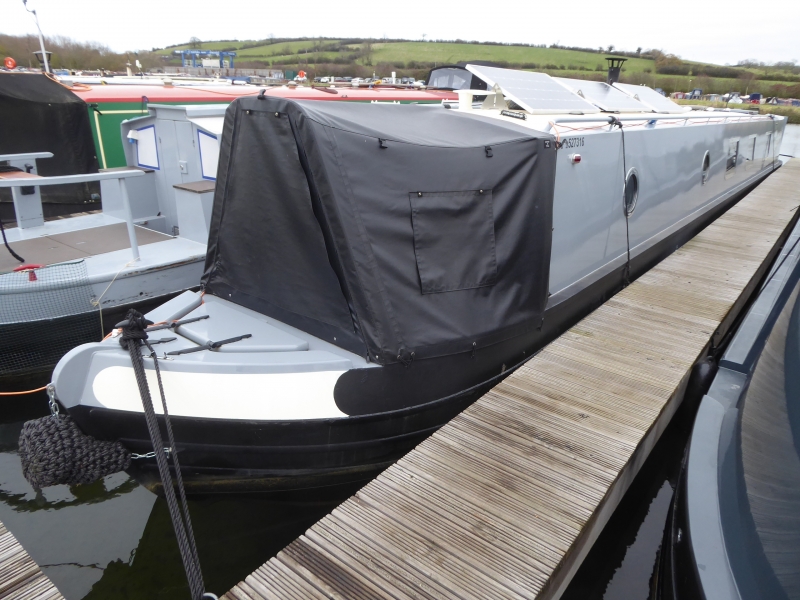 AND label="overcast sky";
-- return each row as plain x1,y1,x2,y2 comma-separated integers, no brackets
3,0,799,66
